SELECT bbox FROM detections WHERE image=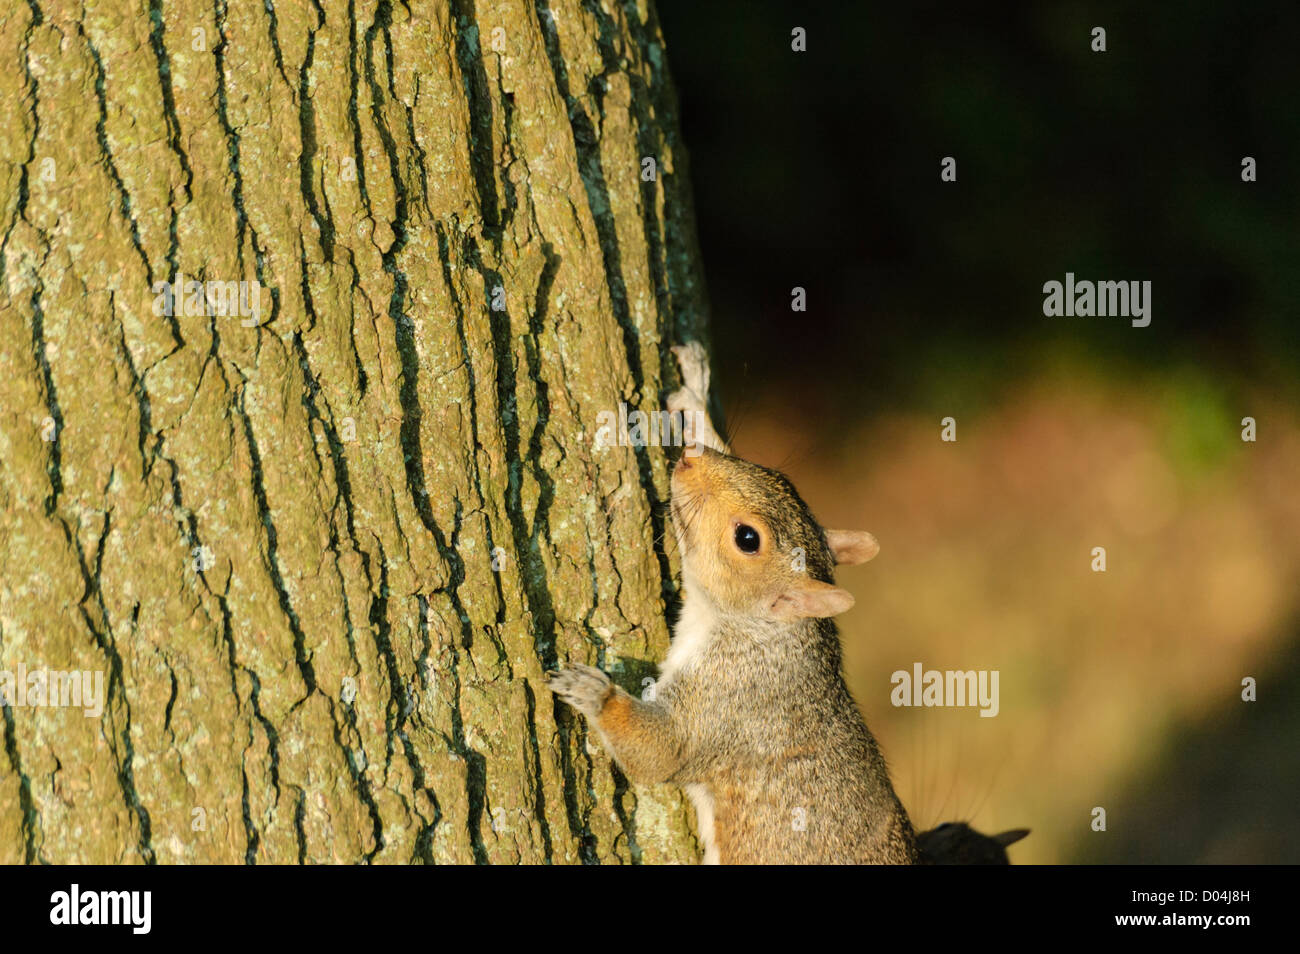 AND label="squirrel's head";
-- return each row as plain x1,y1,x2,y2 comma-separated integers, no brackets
669,446,879,623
